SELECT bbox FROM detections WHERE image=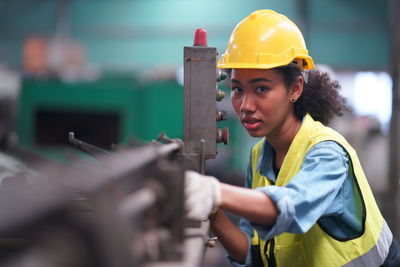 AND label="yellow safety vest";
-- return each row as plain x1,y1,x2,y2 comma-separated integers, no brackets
250,114,392,267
